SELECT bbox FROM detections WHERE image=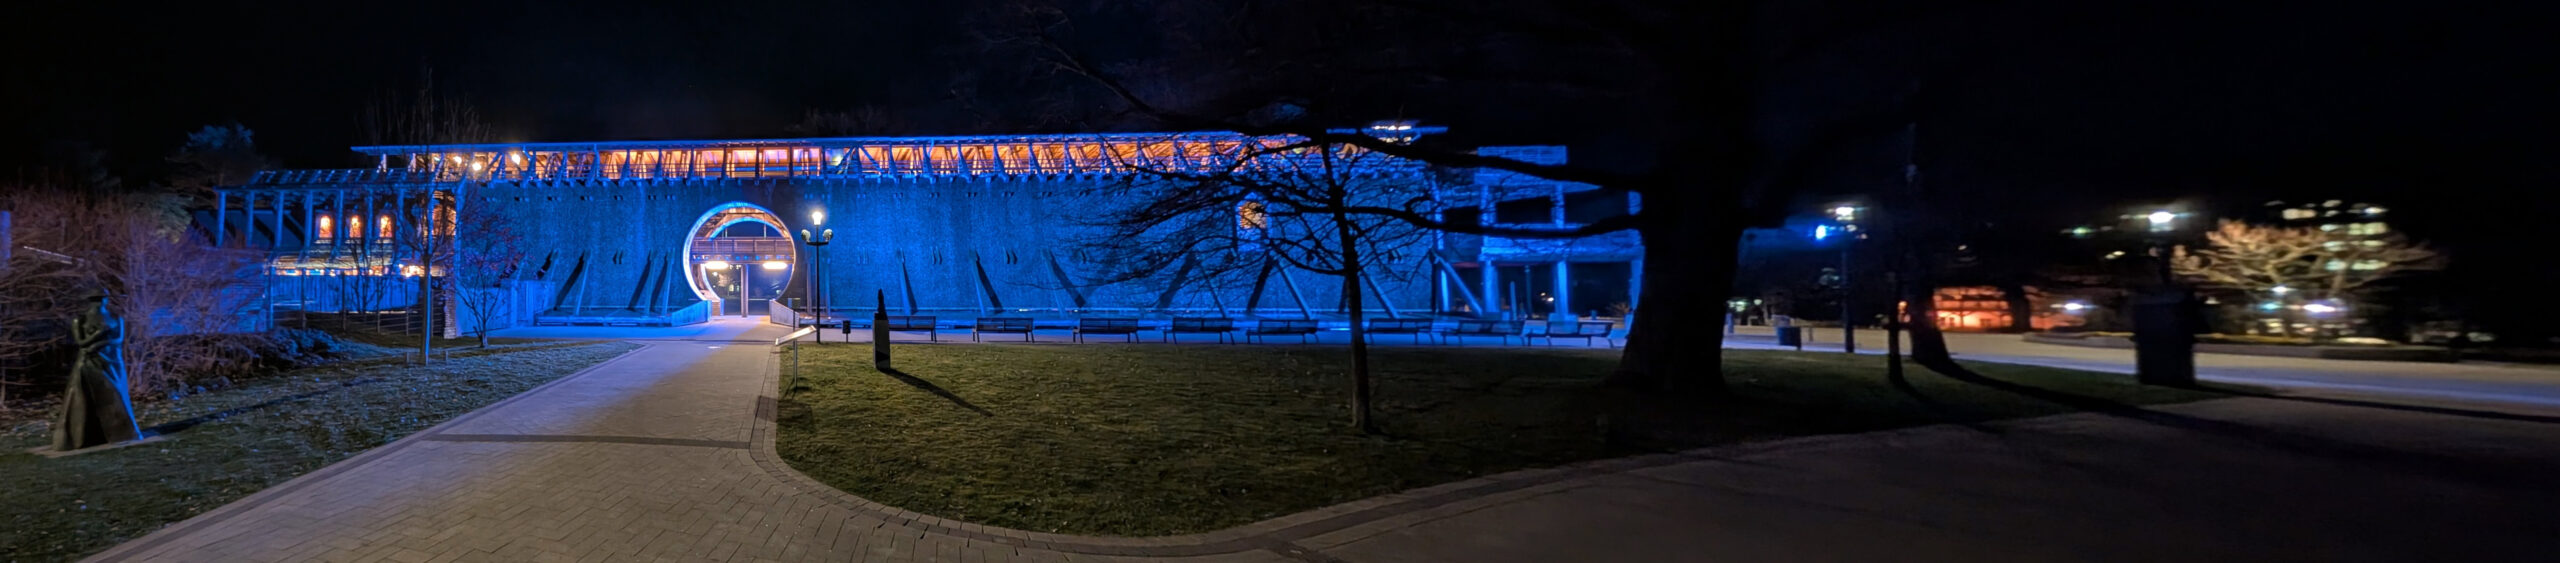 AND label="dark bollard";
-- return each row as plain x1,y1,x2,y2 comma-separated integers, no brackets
2132,288,2199,386
872,290,892,370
